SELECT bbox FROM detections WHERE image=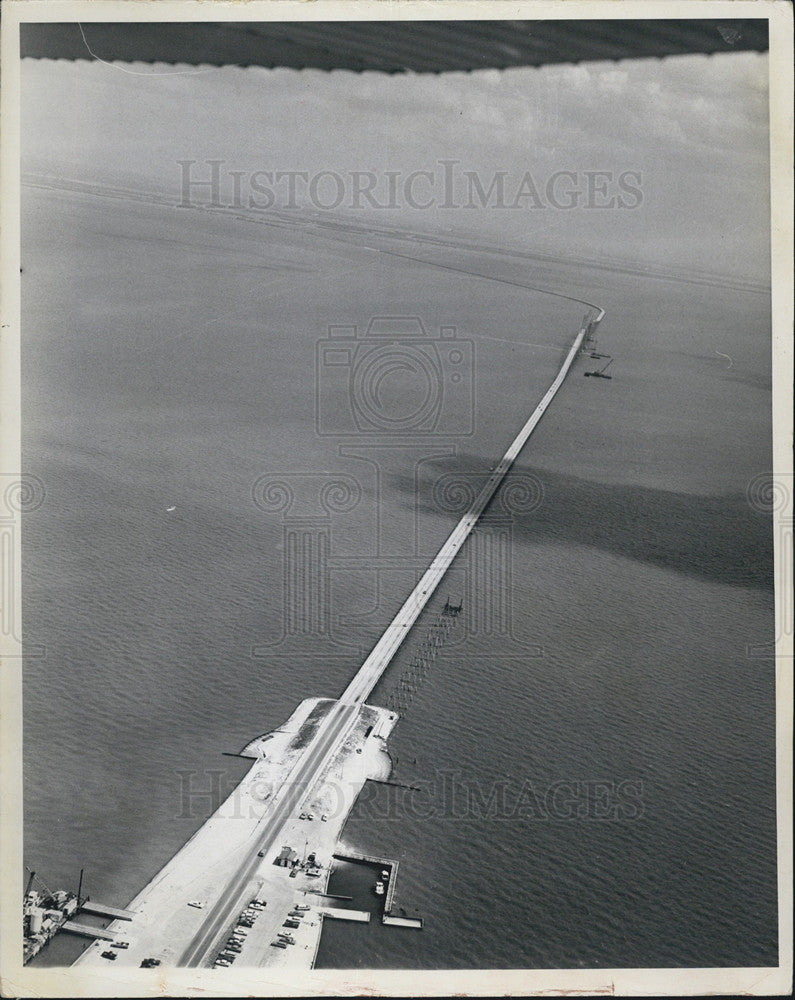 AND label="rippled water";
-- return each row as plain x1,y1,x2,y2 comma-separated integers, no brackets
21,185,776,969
